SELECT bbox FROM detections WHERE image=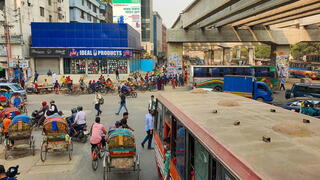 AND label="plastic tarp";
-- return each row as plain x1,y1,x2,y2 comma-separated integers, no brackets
10,114,31,125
